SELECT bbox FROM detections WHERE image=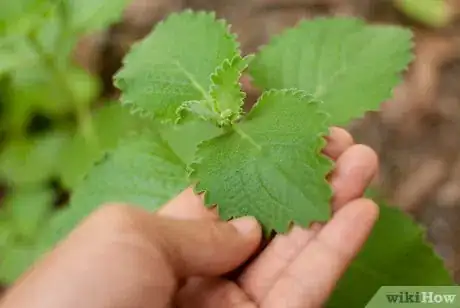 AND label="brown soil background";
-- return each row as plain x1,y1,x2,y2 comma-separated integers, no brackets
74,0,460,282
